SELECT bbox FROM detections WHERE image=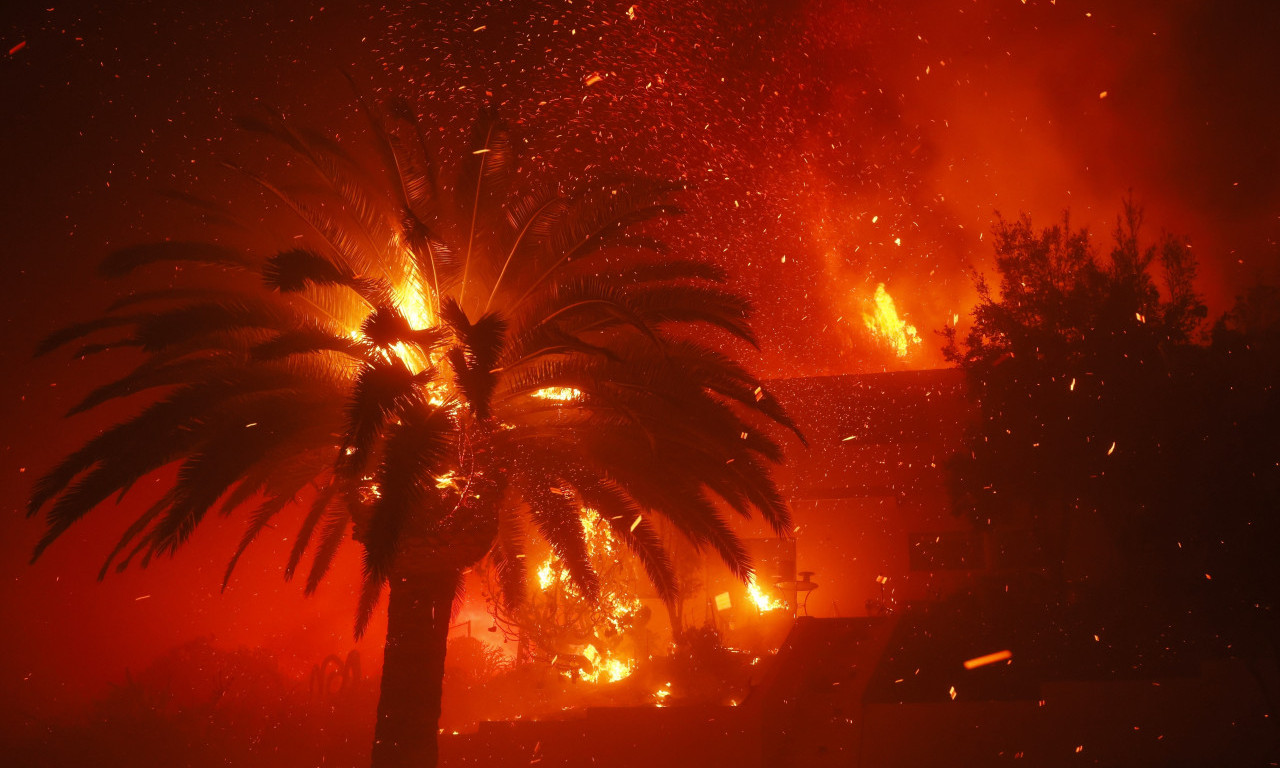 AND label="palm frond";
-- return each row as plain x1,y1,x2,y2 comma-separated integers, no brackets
625,283,758,347
441,299,507,419
354,553,385,640
263,248,357,292
489,508,528,611
456,106,515,304
96,492,174,580
222,160,380,282
35,315,141,358
485,191,570,310
506,181,683,310
68,353,235,416
251,325,365,361
223,487,301,591
285,480,341,580
305,507,351,595
132,298,300,353
518,479,600,603
98,242,251,278
358,403,456,590
573,476,678,605
339,358,428,473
